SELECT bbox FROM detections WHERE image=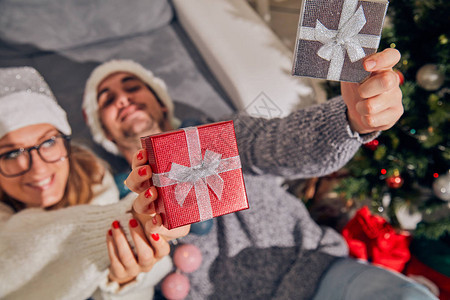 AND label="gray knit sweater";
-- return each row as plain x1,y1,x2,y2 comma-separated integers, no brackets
172,97,377,299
